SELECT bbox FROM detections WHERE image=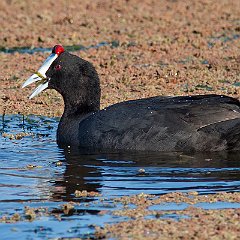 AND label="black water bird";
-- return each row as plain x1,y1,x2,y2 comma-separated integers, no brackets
22,45,240,151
